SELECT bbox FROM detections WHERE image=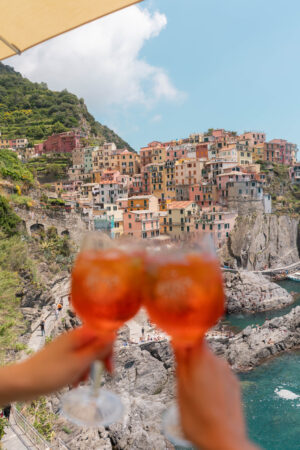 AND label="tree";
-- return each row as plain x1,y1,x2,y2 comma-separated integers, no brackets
51,121,67,134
